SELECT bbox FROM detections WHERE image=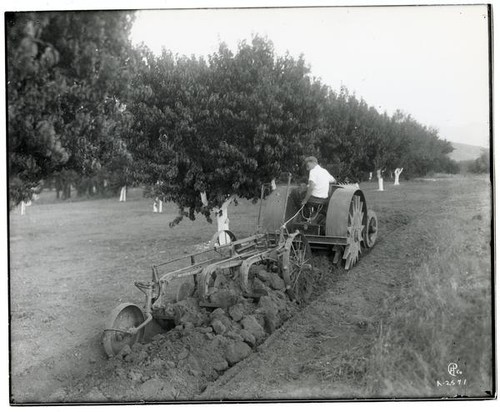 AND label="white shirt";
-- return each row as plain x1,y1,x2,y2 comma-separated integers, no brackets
309,165,336,198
